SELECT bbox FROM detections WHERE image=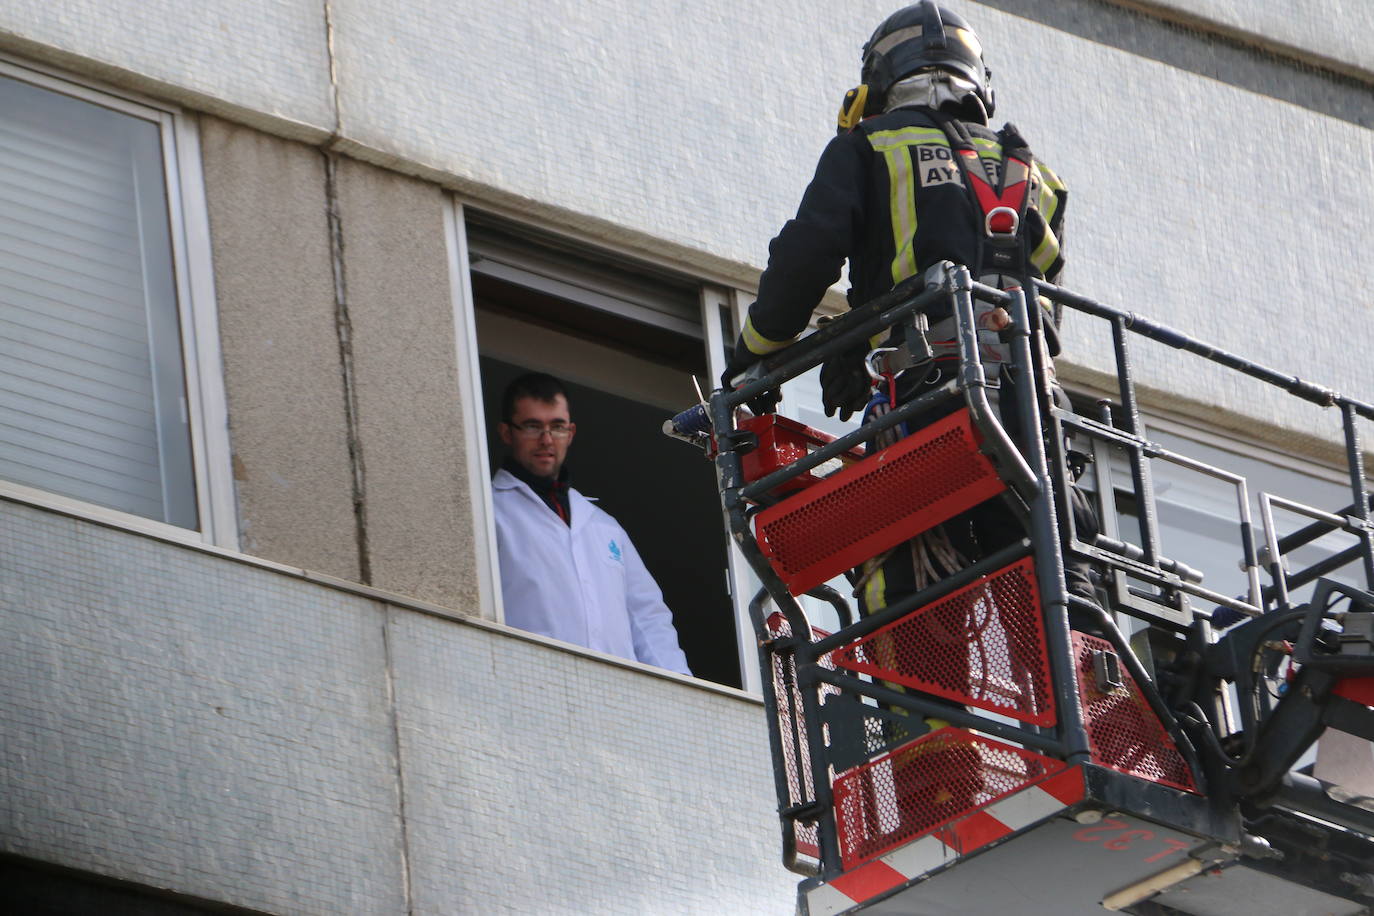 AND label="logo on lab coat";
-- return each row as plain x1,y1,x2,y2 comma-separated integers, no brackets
607,539,623,563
